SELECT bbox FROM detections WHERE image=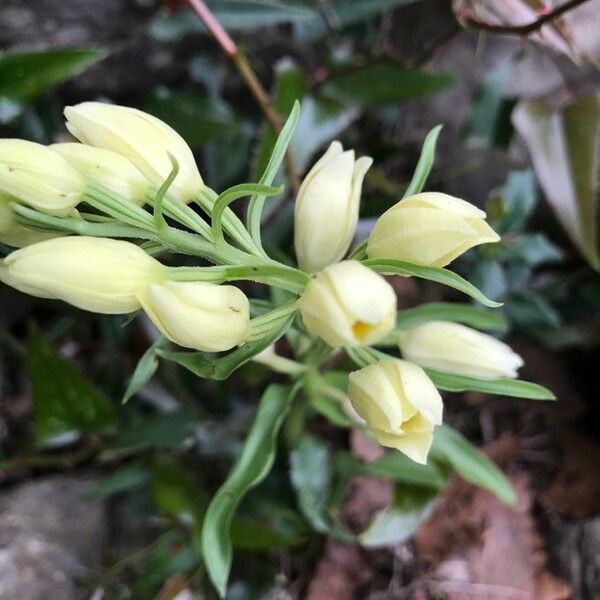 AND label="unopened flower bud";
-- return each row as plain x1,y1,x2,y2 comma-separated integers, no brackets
64,102,203,203
295,142,372,273
399,321,523,379
299,260,396,347
367,192,500,267
348,359,443,464
139,281,250,352
0,237,166,313
52,143,149,205
0,139,85,216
